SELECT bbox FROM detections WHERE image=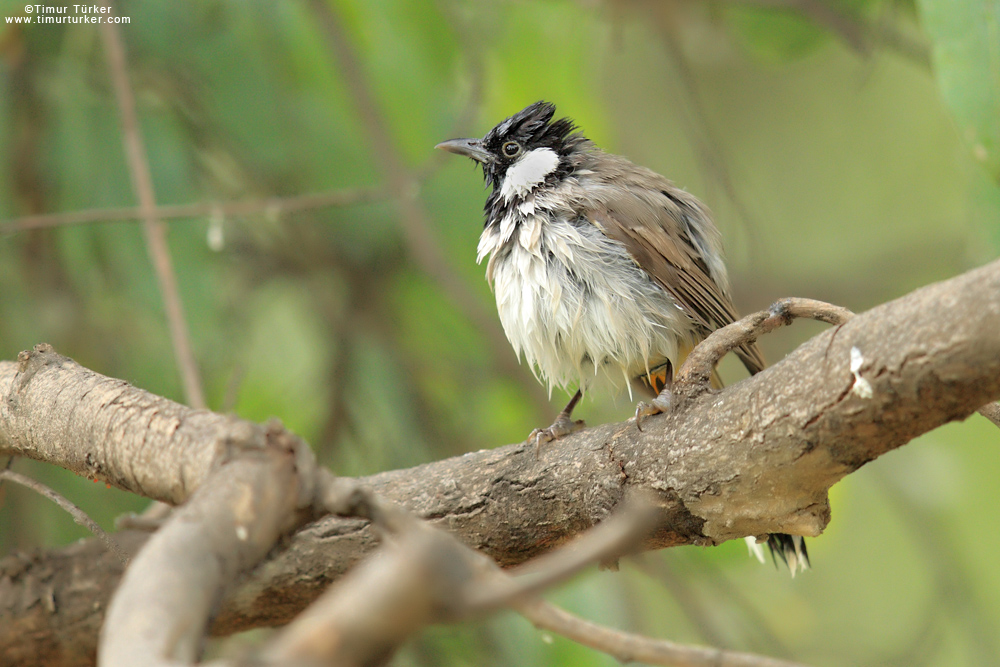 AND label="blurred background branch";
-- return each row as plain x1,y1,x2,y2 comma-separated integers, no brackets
0,187,385,234
98,1,205,409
